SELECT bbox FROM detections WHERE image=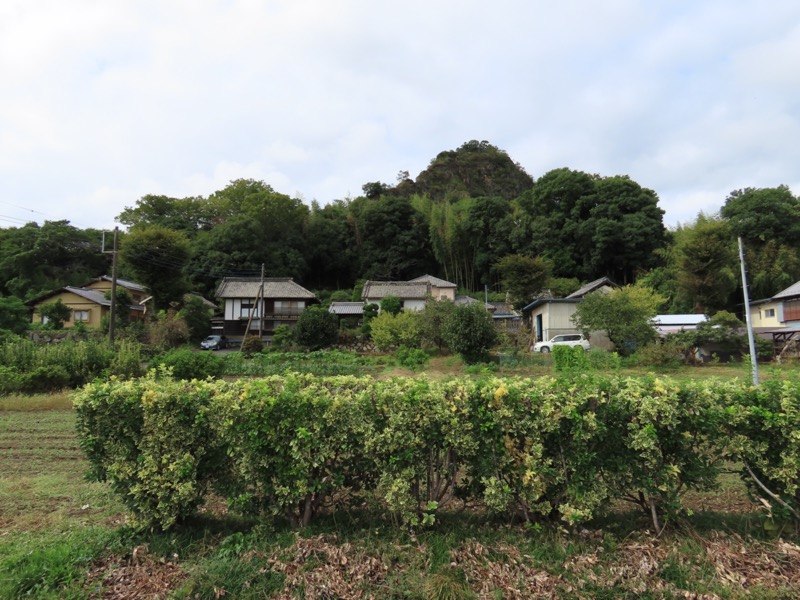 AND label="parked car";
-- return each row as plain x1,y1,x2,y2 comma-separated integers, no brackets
200,335,227,350
532,334,590,353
